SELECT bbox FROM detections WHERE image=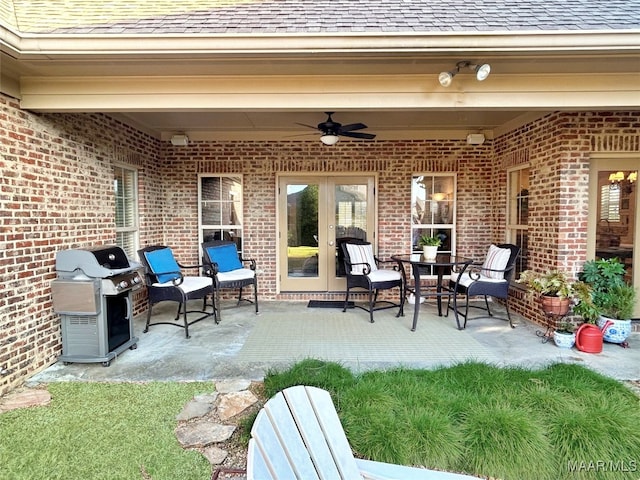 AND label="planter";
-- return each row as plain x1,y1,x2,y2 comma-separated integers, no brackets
539,296,571,316
597,315,632,344
422,245,438,261
575,323,603,353
553,331,576,349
